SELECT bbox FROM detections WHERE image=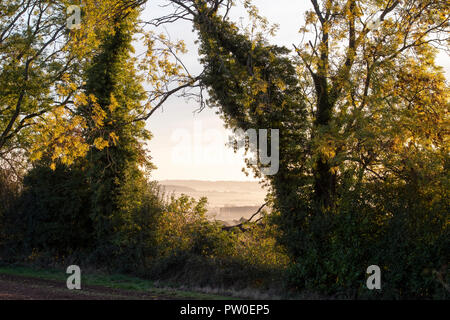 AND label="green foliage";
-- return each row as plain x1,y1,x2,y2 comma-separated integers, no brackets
368,182,449,299
155,195,235,258
283,180,449,299
150,194,289,291
232,212,290,269
111,177,164,273
0,167,21,250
